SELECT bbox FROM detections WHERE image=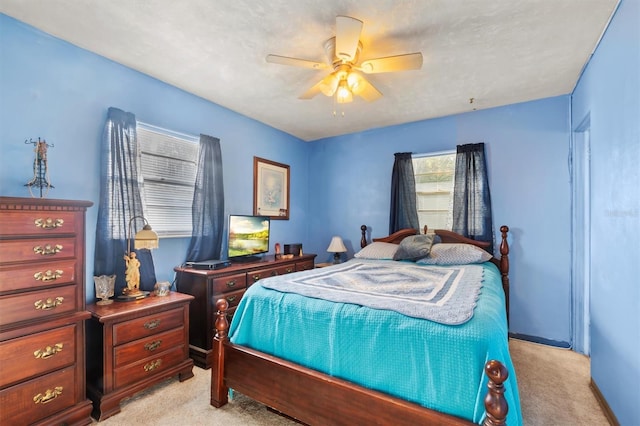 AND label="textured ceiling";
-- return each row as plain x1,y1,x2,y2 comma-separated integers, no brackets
1,1,618,141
